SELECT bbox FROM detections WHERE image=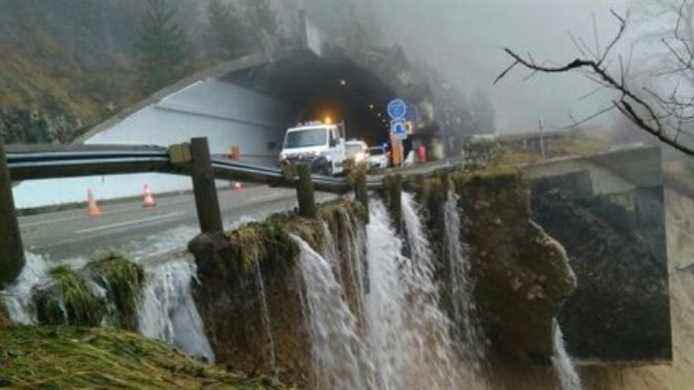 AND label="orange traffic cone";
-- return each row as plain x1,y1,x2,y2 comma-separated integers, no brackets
232,181,244,191
86,189,102,217
142,184,156,208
